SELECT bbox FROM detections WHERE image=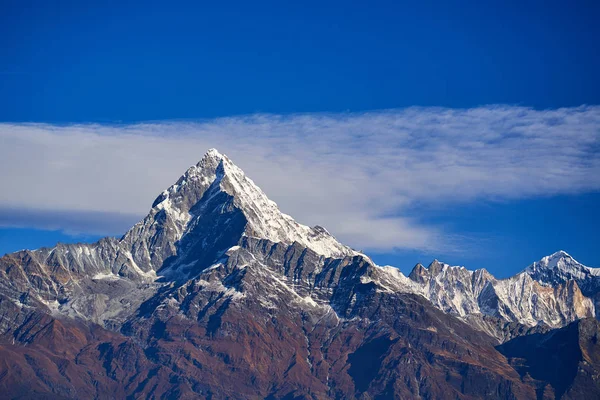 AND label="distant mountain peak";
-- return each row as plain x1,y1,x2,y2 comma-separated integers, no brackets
539,250,574,265
527,250,583,272
525,251,600,295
